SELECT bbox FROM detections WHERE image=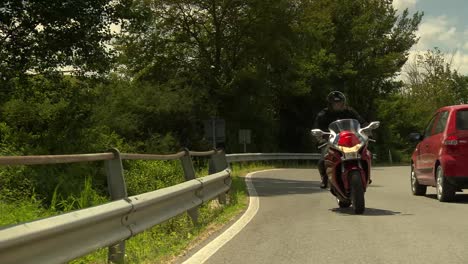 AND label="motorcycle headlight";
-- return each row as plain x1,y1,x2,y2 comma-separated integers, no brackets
339,144,362,159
